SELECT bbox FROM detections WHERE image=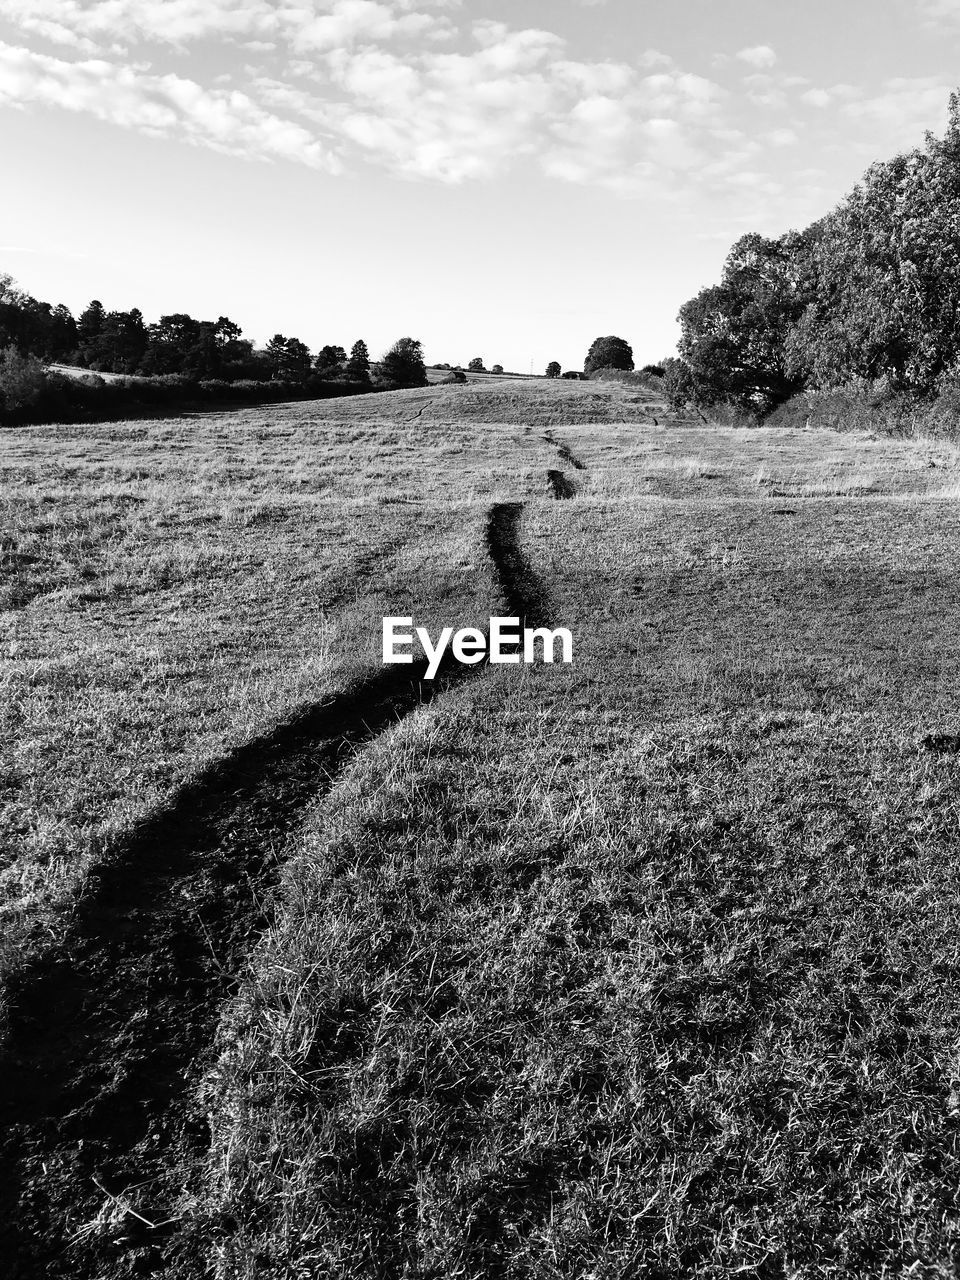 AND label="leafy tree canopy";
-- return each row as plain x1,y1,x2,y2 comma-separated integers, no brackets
314,344,347,378
677,89,960,409
345,338,371,383
584,335,633,376
376,337,428,390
